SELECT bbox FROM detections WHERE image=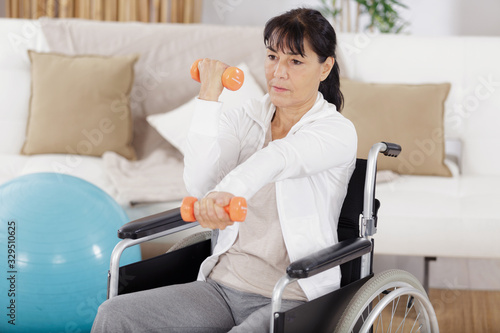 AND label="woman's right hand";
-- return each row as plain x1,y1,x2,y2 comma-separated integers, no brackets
193,191,235,230
197,58,228,102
